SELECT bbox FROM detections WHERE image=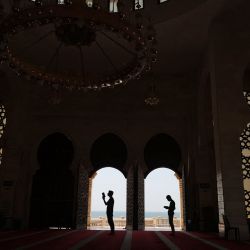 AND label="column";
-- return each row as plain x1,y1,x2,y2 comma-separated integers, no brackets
126,161,145,230
209,17,250,239
126,164,133,230
76,164,89,229
137,164,145,230
175,174,184,230
87,172,96,227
